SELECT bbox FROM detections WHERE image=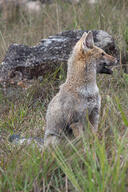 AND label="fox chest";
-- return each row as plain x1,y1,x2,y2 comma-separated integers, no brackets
76,85,101,115
76,95,100,114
